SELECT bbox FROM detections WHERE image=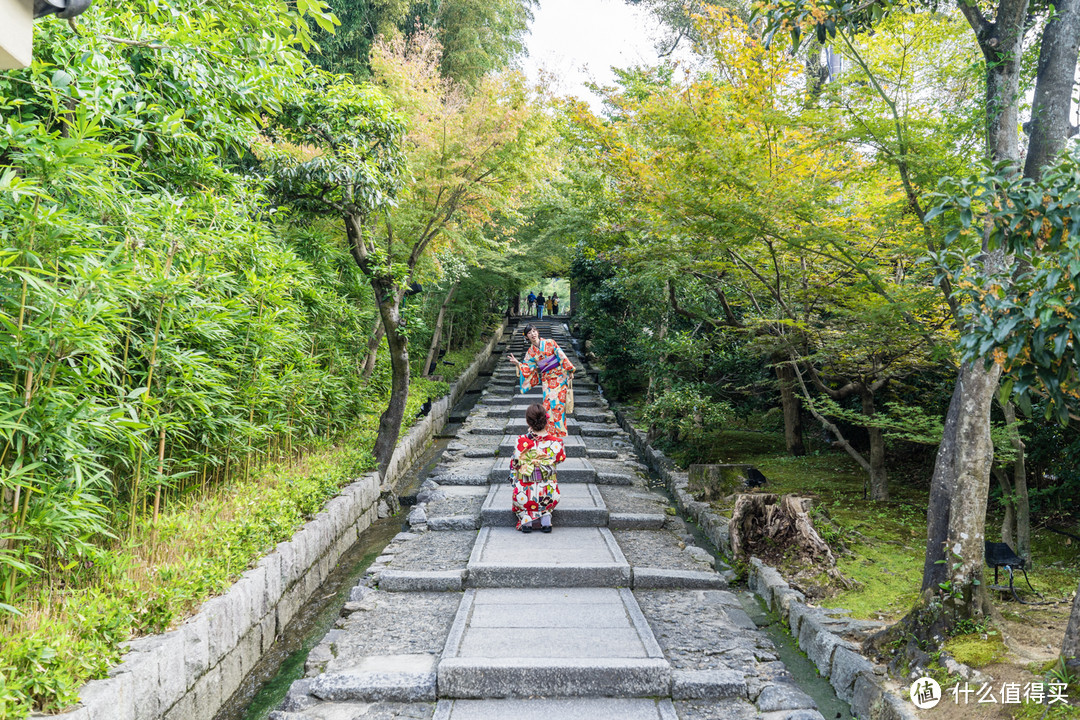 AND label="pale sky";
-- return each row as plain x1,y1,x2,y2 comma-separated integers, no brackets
520,0,676,110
